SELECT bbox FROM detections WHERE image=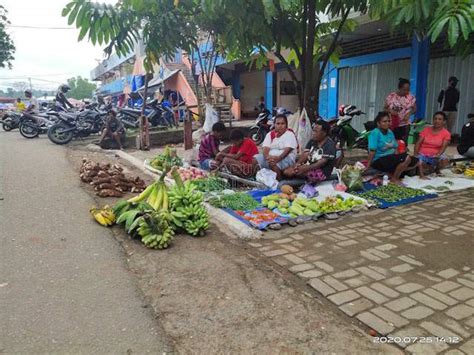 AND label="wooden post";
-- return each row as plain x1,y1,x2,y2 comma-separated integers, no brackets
184,106,195,150
139,74,150,150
